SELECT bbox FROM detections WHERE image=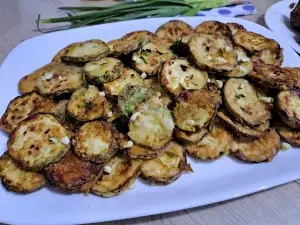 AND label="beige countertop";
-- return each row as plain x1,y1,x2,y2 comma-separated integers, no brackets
1,1,300,225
